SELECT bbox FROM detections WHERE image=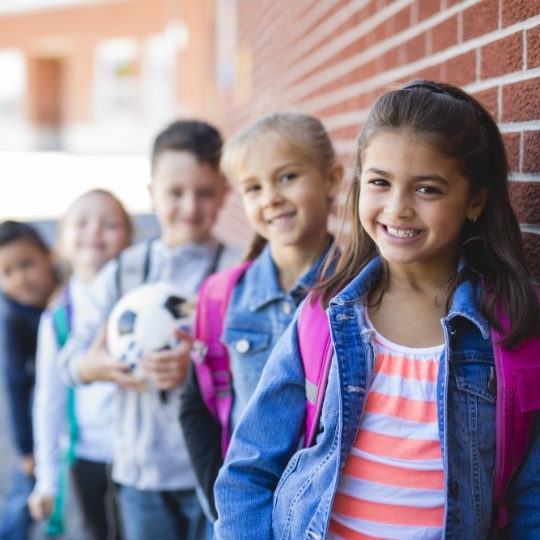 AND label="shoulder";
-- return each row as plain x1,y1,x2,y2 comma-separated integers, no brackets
217,244,245,271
